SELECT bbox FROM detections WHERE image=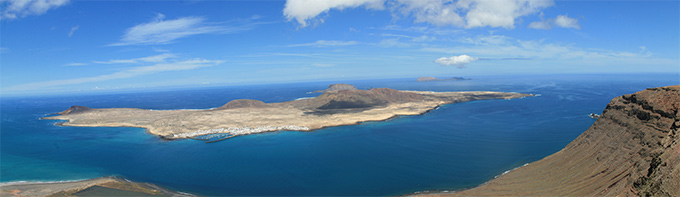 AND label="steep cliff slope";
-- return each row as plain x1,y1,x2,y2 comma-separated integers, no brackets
444,85,680,196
